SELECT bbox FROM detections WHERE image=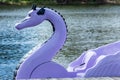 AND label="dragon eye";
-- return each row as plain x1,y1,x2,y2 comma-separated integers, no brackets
28,14,31,17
